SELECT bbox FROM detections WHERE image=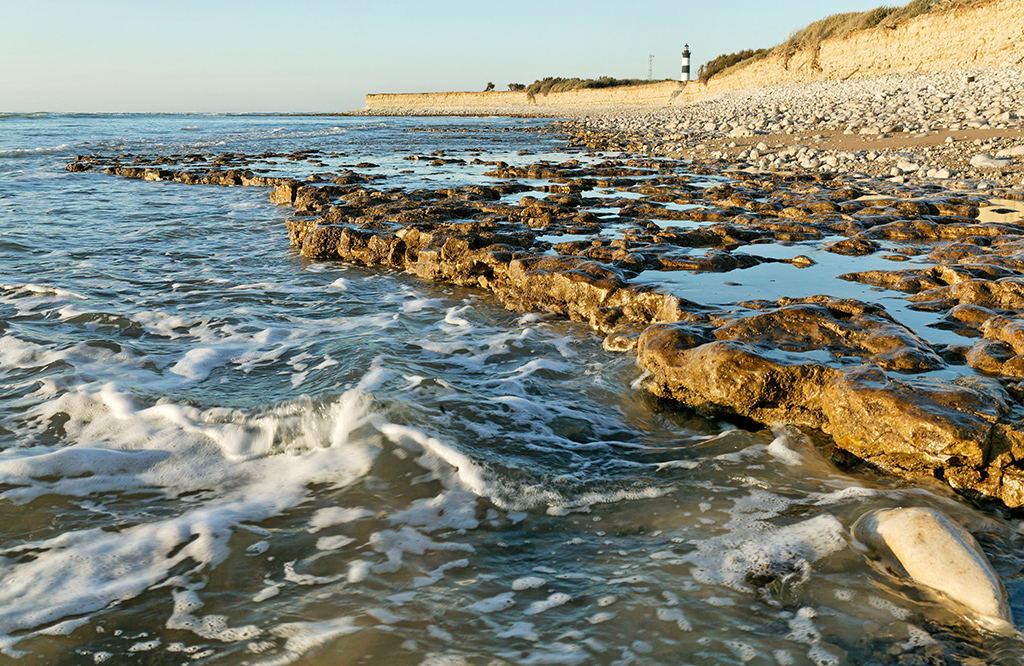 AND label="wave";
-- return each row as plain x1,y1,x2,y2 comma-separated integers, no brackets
0,143,73,158
0,384,380,649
